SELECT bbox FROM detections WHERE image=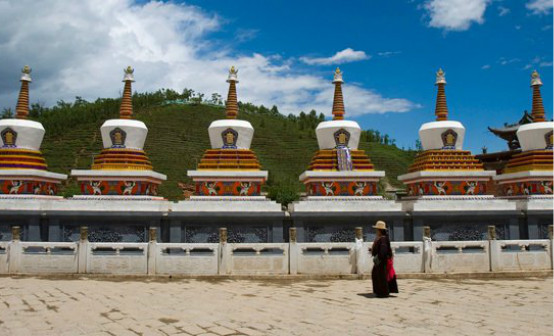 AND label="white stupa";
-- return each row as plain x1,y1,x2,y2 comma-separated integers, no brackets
0,66,66,197
299,68,384,198
71,66,166,198
398,69,495,197
187,66,268,197
493,70,553,197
